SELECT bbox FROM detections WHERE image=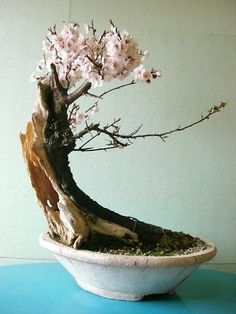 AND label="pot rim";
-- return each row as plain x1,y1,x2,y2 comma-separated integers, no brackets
39,233,216,268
